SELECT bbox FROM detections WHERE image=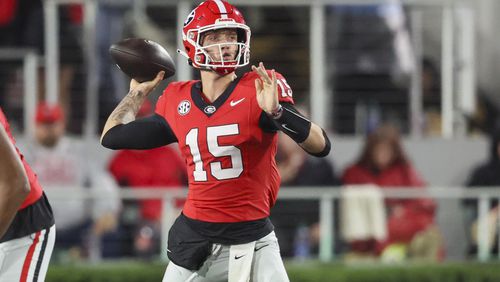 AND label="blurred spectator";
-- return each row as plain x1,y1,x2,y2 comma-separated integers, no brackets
0,0,83,132
96,1,178,131
342,124,442,262
19,102,120,262
328,2,415,134
95,1,131,131
0,0,43,116
464,126,500,256
271,128,340,259
467,92,500,136
421,57,442,136
248,6,310,102
108,100,187,259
